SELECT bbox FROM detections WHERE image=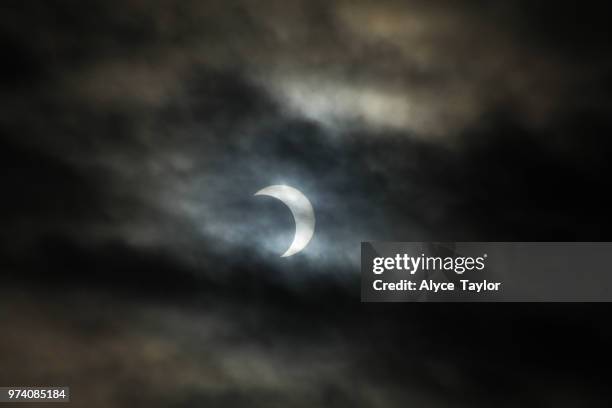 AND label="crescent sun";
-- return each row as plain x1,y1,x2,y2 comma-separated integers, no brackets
254,185,315,257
